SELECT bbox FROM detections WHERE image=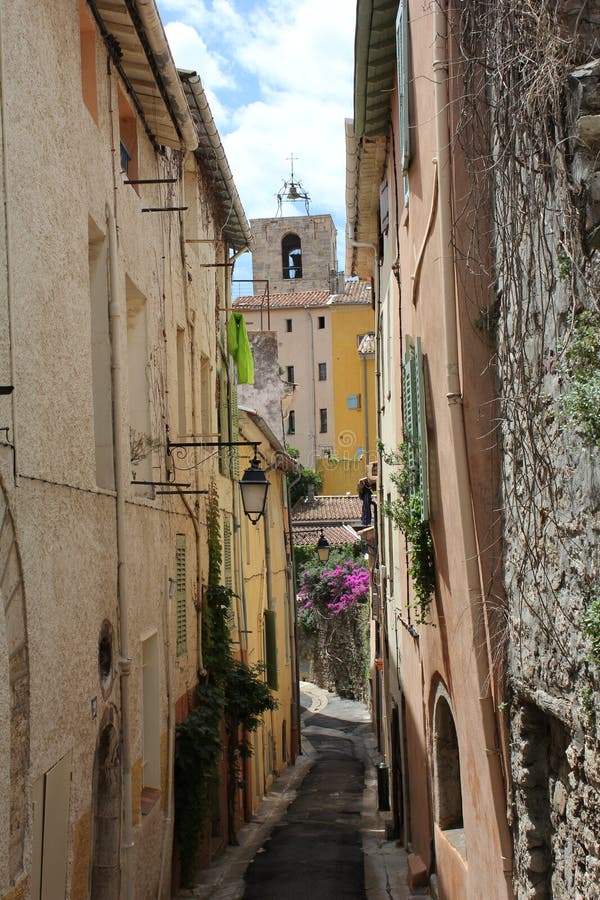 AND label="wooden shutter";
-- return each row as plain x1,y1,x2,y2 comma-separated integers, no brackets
230,379,239,480
176,534,186,655
223,514,233,590
415,338,429,522
218,366,230,475
396,0,410,174
264,610,278,691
